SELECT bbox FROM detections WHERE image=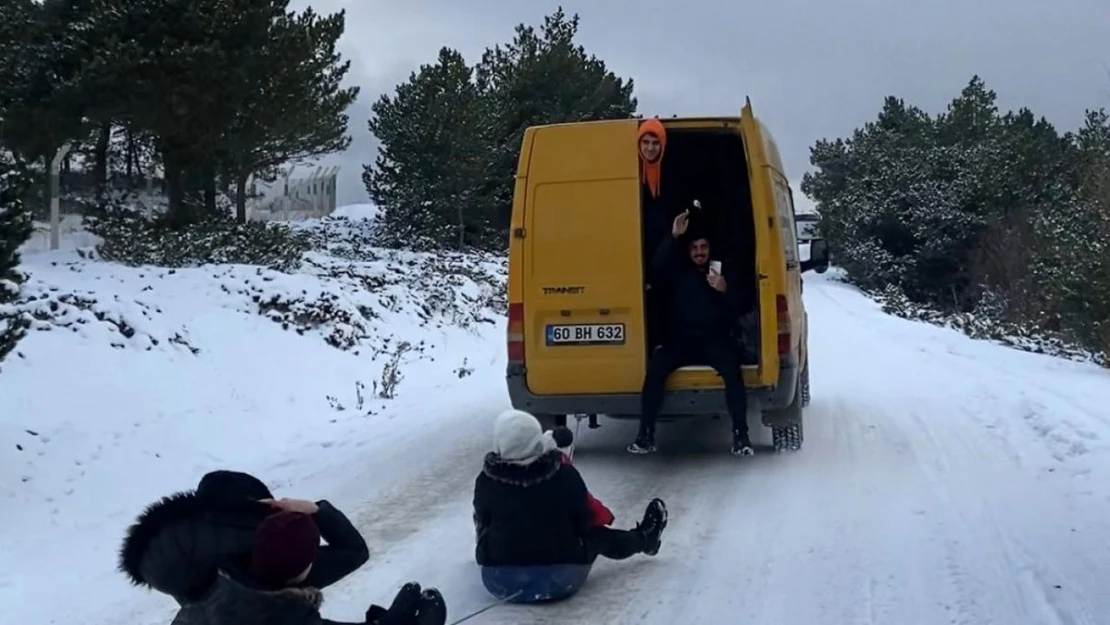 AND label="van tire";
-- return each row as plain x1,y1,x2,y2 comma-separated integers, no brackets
767,369,804,452
800,359,811,408
772,423,803,452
